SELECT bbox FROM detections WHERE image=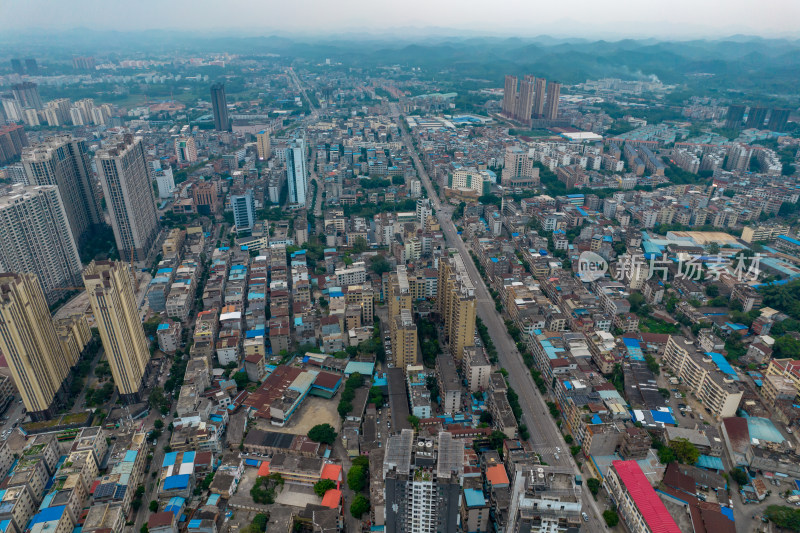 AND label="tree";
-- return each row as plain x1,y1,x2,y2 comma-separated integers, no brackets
370,254,391,276
603,510,620,527
314,479,337,497
154,419,164,430
368,386,384,408
308,423,338,445
705,284,719,298
250,514,269,533
658,446,676,464
350,494,370,518
352,455,369,469
644,354,660,375
351,237,368,254
233,371,249,390
407,415,420,430
347,465,367,492
774,335,800,358
765,505,800,531
628,292,645,314
587,478,601,497
669,438,700,465
729,467,748,486
338,401,352,418
149,500,158,513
